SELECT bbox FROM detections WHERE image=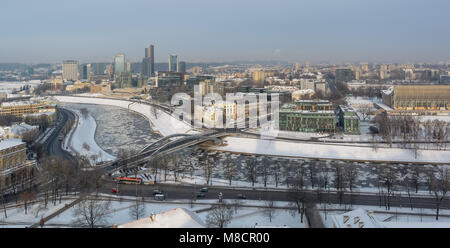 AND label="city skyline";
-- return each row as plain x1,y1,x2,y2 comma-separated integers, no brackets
1,0,450,64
